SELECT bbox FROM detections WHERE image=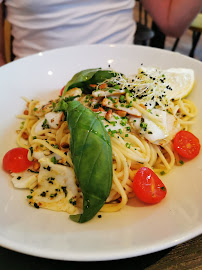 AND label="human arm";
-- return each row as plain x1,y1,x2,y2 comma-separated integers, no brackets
142,0,202,37
0,3,6,66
